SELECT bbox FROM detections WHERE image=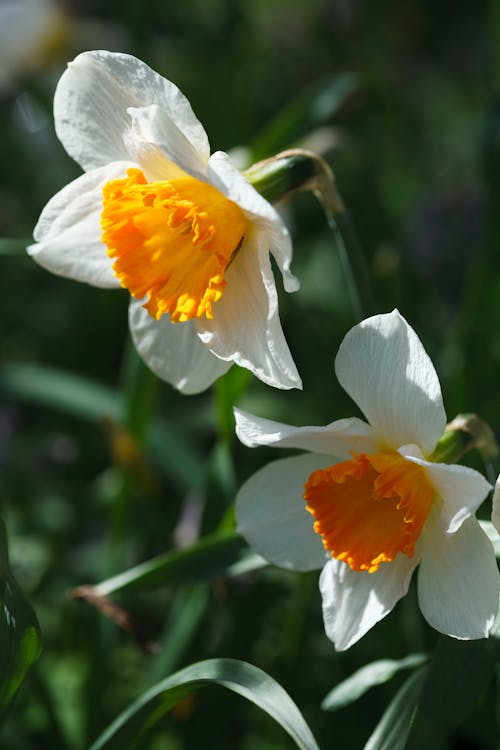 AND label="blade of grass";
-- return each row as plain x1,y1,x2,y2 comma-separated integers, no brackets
89,658,320,750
